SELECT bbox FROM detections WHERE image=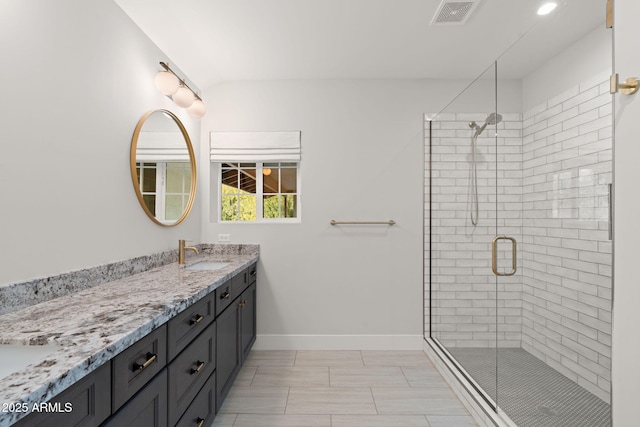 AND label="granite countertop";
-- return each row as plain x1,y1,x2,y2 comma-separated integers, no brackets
0,248,258,426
